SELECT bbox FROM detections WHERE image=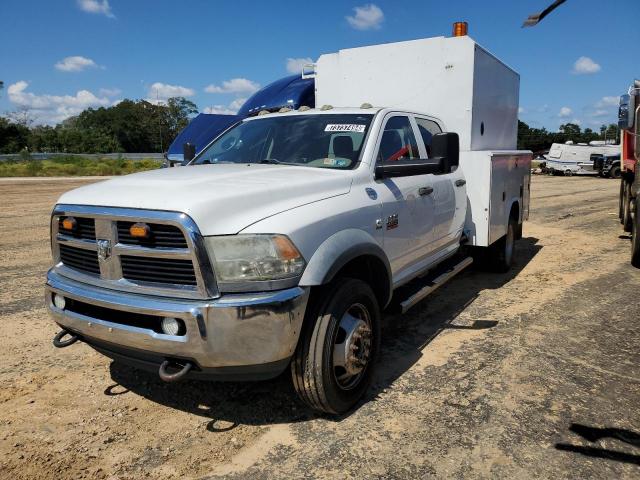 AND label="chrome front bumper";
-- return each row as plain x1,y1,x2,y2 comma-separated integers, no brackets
45,269,309,378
